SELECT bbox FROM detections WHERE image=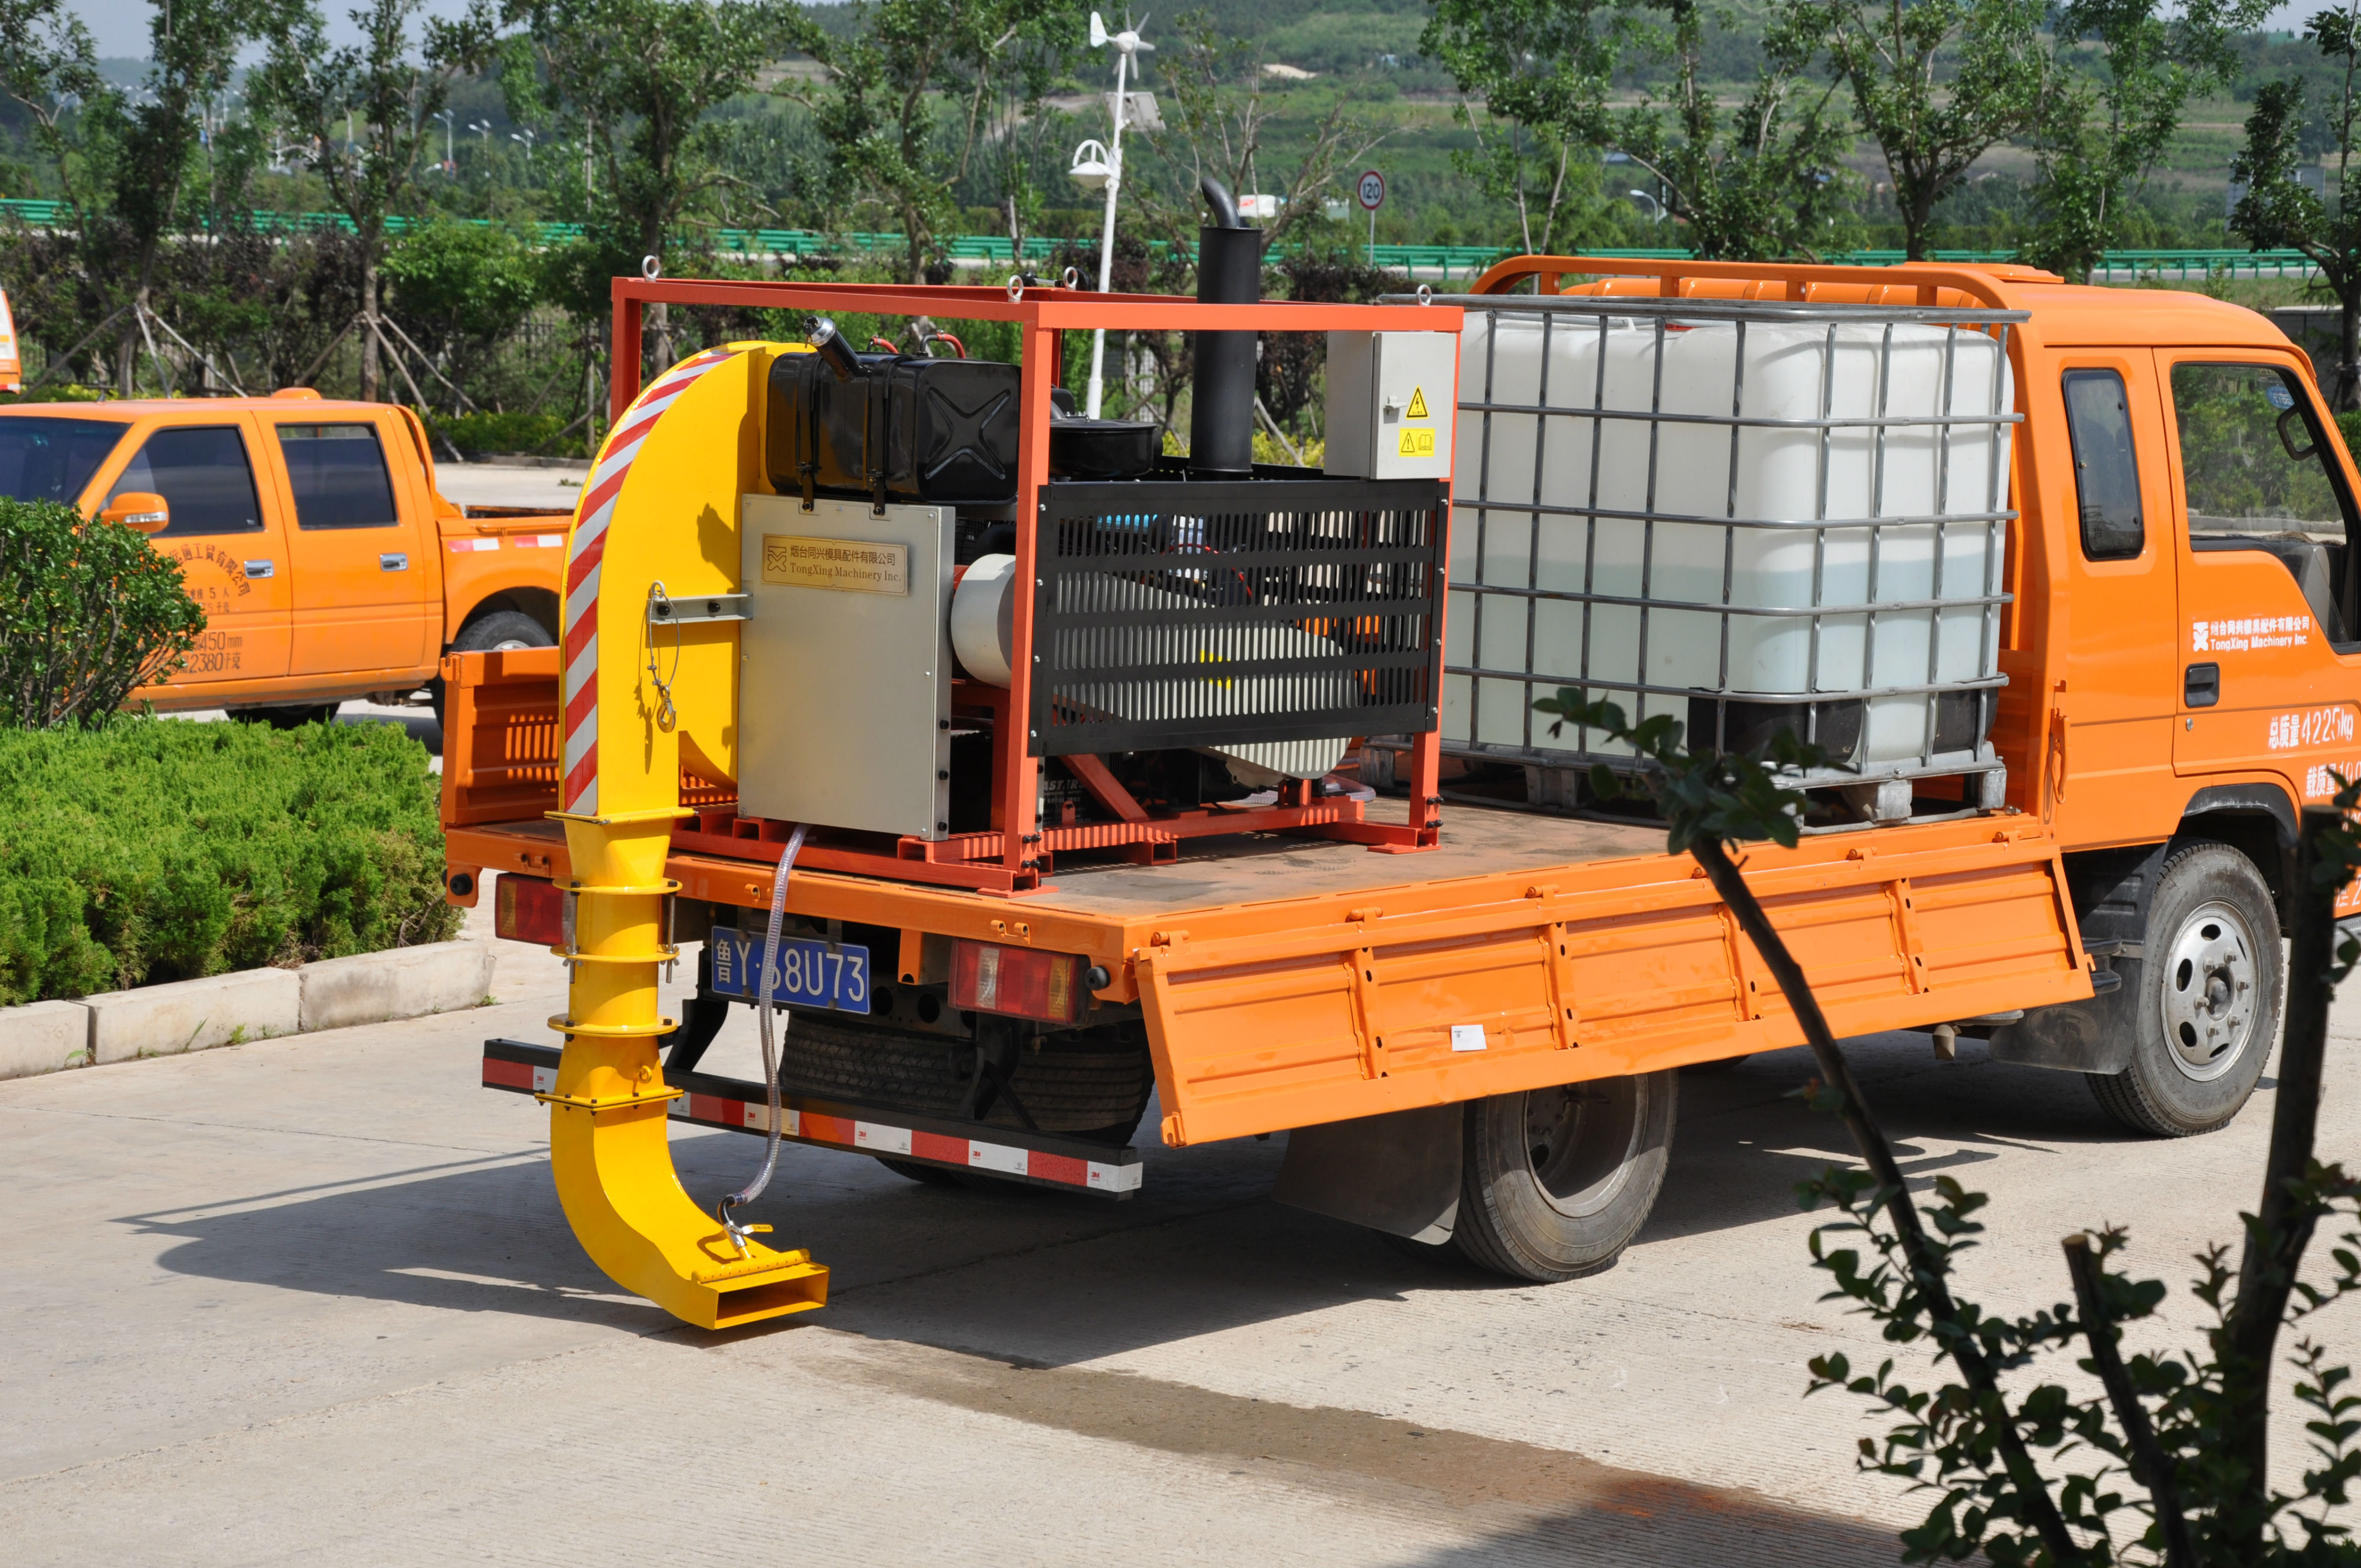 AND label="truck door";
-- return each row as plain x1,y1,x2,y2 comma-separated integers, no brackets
2053,356,2184,843
2157,355,2361,802
266,414,433,677
104,415,293,687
